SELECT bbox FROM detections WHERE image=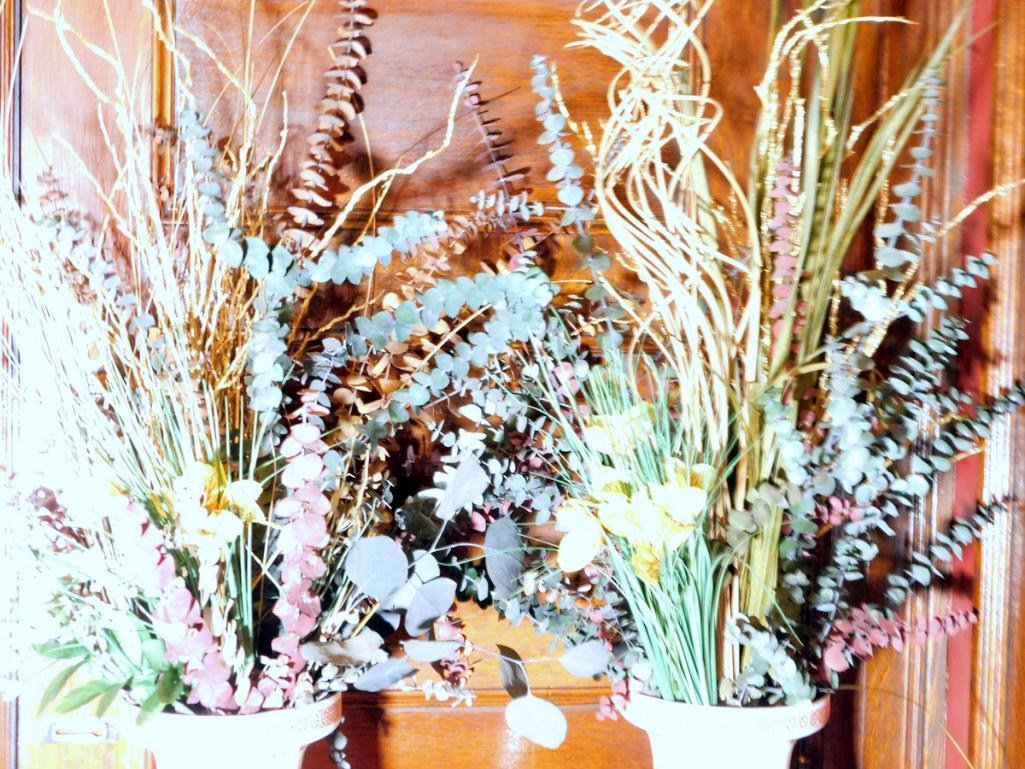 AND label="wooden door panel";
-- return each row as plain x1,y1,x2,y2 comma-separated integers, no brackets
316,692,647,769
19,0,154,212
178,0,619,214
